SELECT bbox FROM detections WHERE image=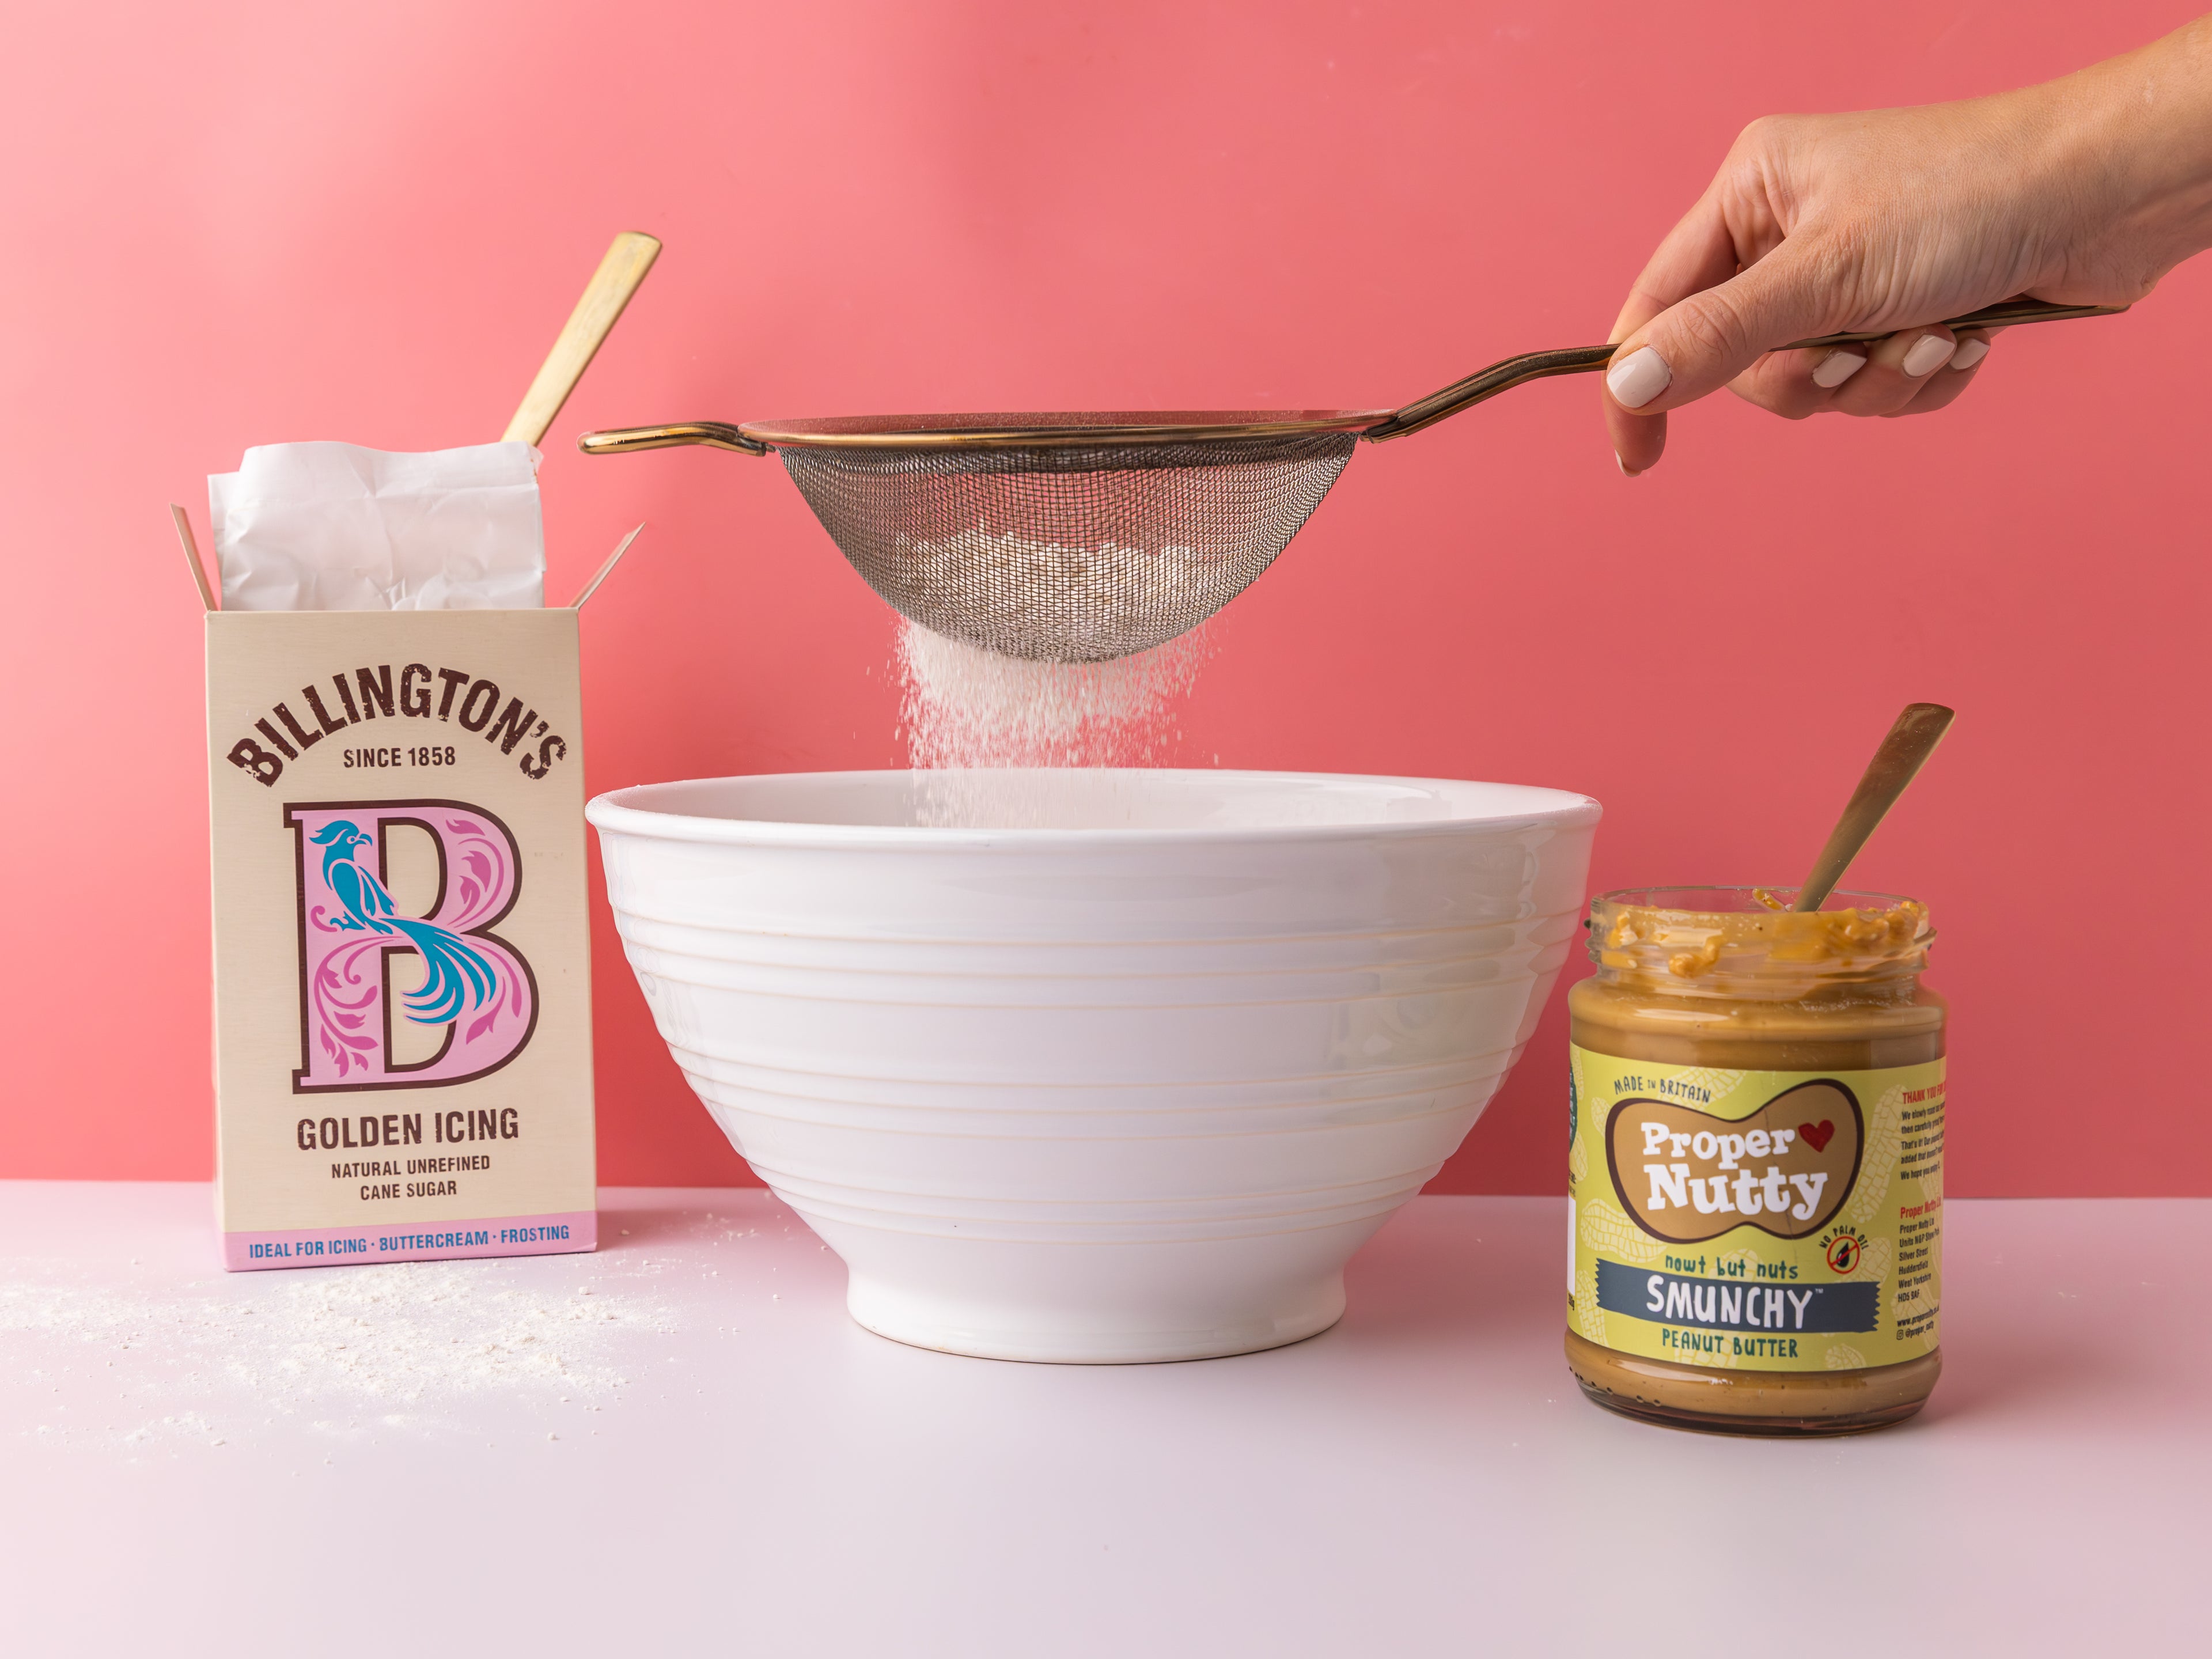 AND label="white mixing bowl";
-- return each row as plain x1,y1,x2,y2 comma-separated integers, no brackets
588,770,1599,1362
